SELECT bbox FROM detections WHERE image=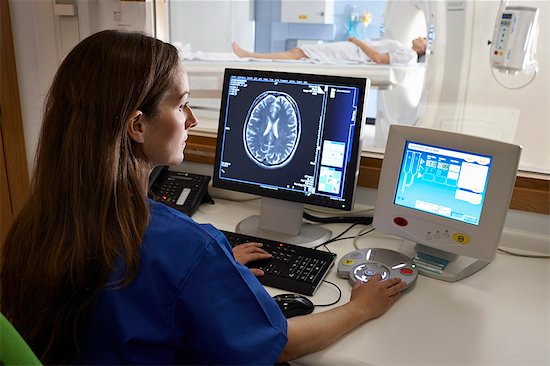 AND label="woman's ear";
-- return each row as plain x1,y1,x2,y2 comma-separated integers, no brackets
127,110,145,143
